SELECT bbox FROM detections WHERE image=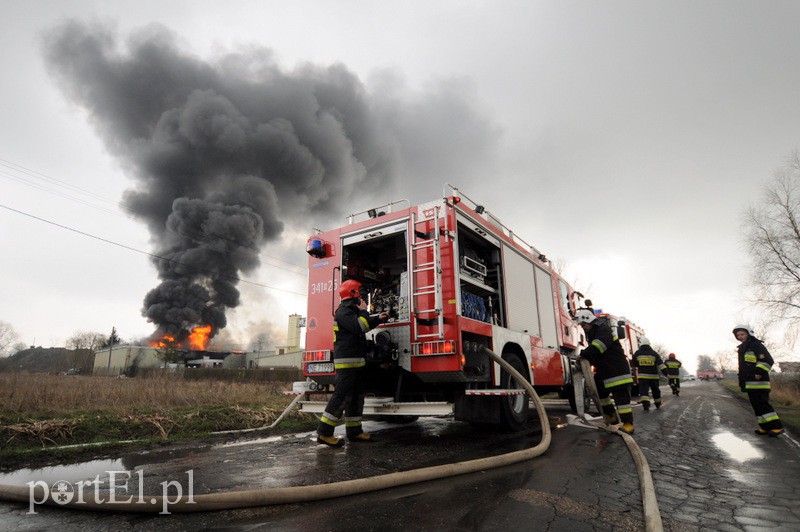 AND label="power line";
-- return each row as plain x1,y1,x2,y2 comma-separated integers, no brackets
0,157,308,276
0,202,308,297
